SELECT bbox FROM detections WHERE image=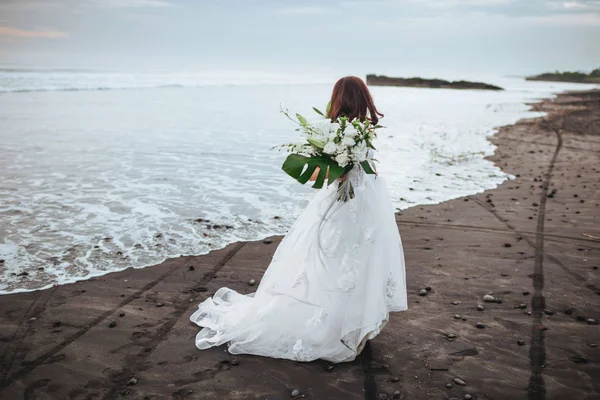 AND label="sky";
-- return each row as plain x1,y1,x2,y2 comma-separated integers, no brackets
0,0,599,75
